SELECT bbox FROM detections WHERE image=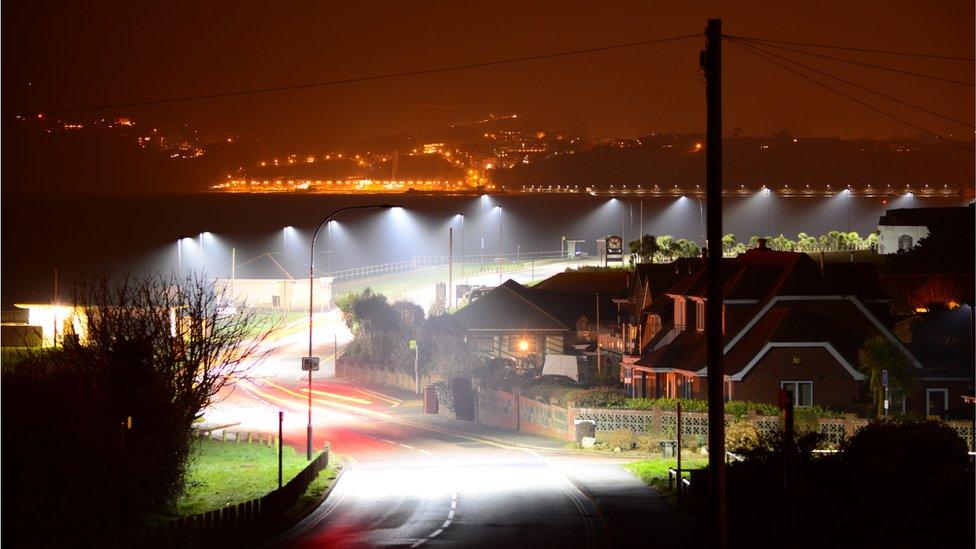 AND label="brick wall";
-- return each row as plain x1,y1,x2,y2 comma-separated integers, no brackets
734,346,862,409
